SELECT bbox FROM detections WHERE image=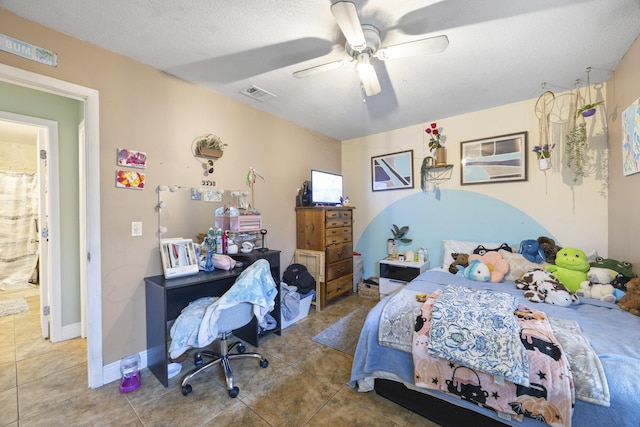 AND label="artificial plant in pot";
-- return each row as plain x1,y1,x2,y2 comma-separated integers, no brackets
388,224,412,257
194,133,227,158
